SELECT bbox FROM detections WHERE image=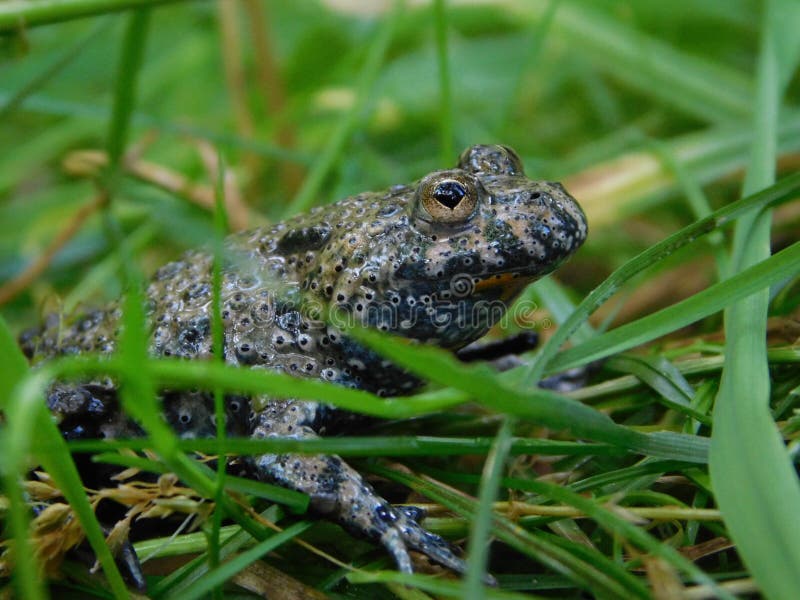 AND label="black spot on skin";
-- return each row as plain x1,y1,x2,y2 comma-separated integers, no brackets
378,204,401,217
177,317,210,354
183,282,210,302
277,224,332,255
375,505,397,523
